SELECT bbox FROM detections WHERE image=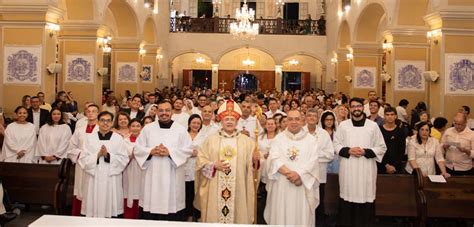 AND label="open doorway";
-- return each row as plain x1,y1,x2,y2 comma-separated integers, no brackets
234,73,258,92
